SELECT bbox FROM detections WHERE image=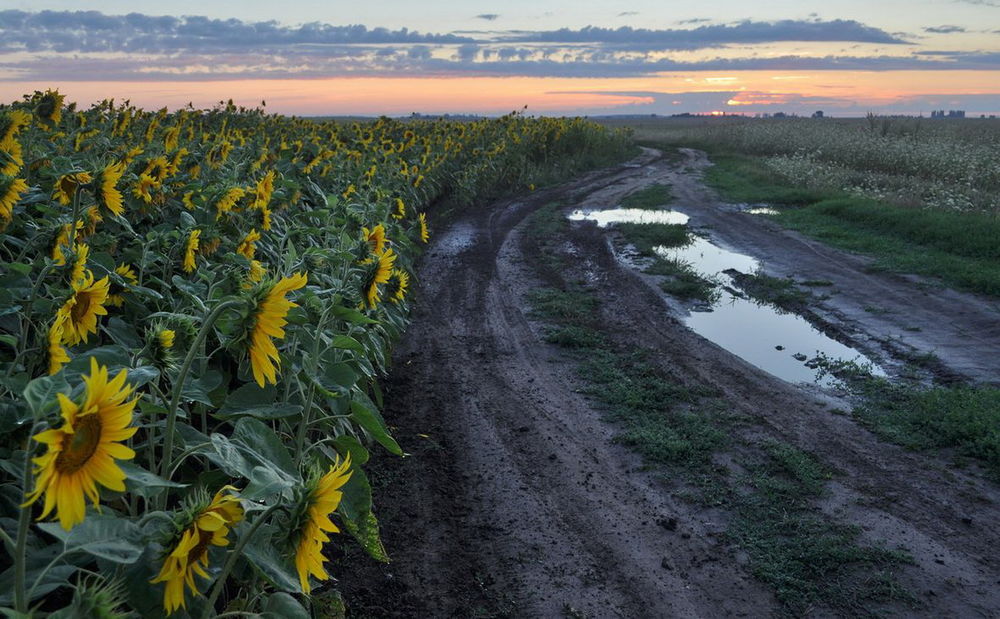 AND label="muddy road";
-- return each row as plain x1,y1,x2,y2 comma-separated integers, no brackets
340,149,1000,618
